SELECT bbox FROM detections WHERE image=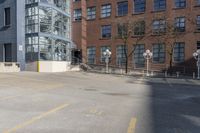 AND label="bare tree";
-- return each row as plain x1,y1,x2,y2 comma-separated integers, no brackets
116,20,132,74
115,18,152,73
